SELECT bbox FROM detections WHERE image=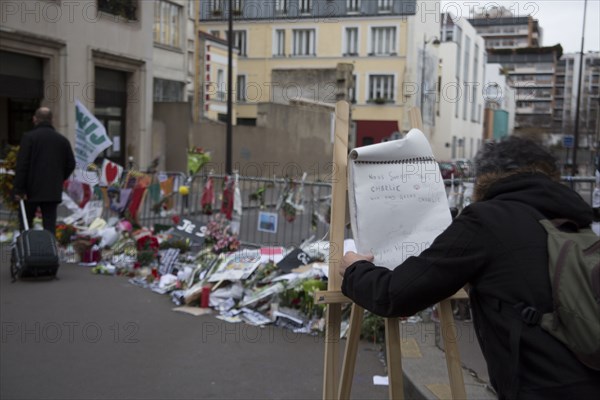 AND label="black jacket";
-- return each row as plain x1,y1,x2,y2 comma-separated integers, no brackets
14,122,76,202
342,173,600,399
